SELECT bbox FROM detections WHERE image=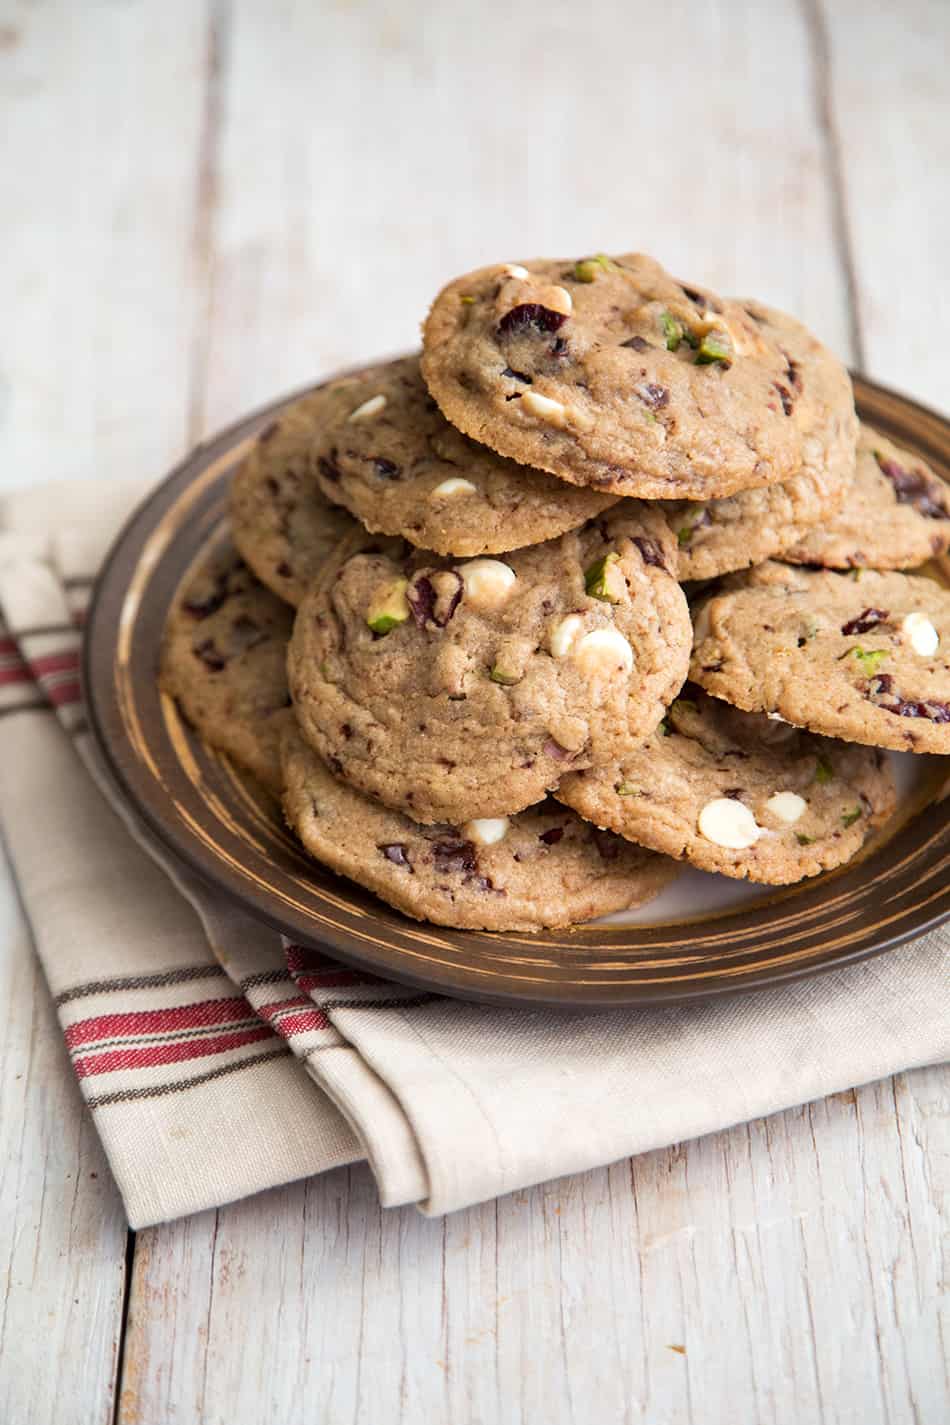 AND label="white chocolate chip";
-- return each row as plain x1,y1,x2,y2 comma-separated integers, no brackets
767,712,789,723
502,263,529,280
573,627,634,677
765,791,807,825
901,611,939,657
463,817,510,847
698,798,761,850
431,477,477,499
521,391,567,425
545,285,573,316
348,394,387,422
459,558,517,609
519,390,593,432
550,614,584,658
